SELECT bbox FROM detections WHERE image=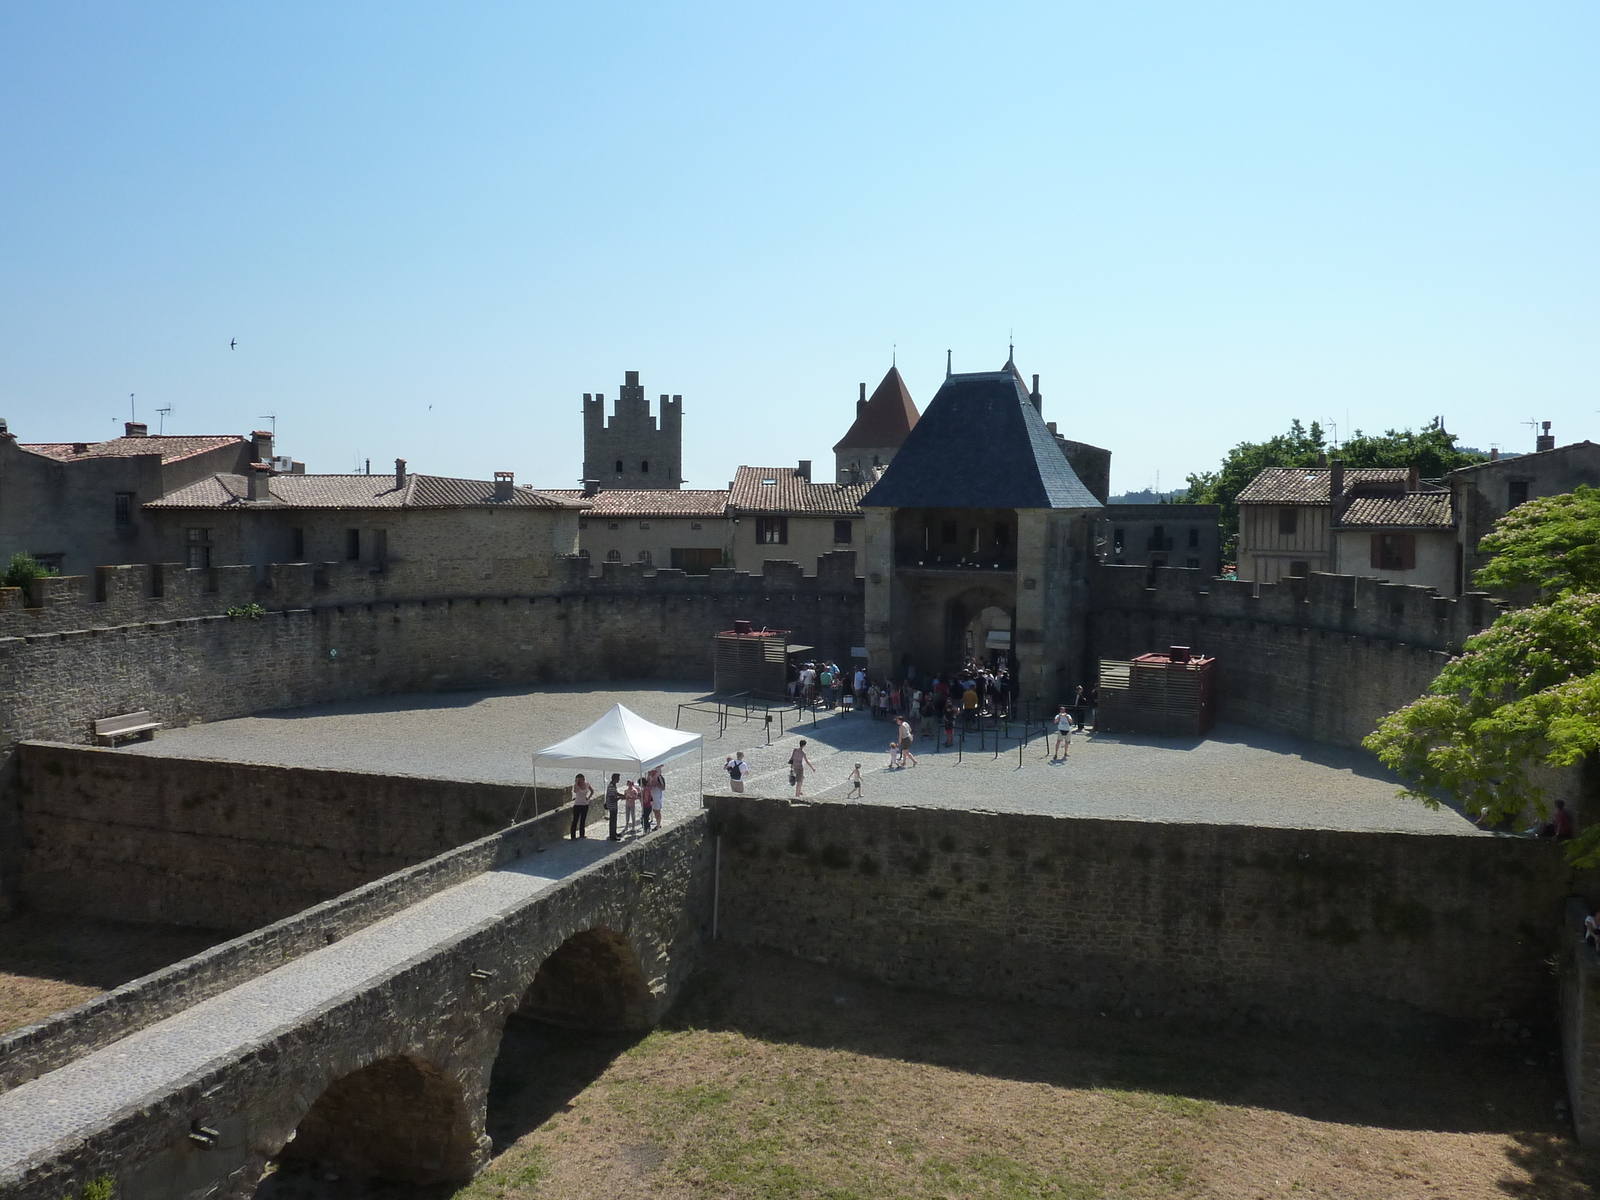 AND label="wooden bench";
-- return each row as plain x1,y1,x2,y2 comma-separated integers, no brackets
93,711,163,746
